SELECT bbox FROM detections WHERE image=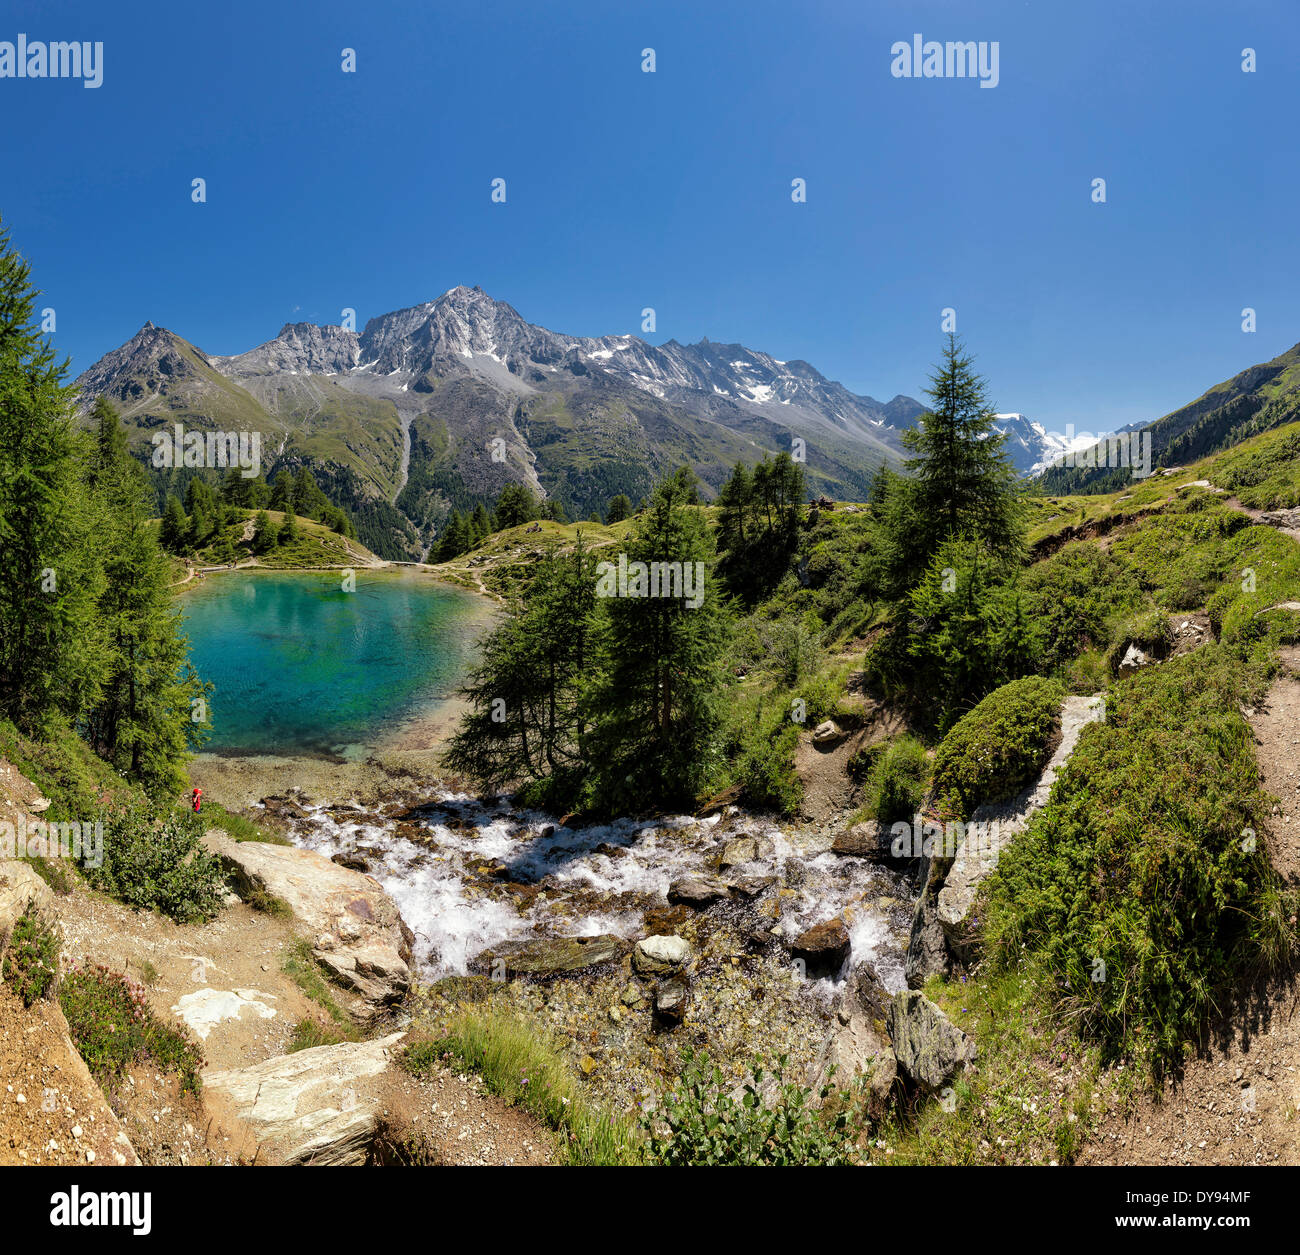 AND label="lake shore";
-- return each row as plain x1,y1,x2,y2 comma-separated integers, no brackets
189,691,473,810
